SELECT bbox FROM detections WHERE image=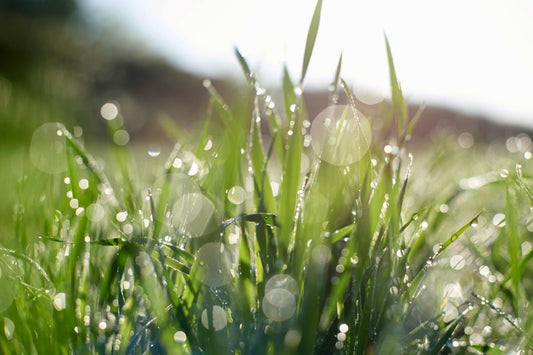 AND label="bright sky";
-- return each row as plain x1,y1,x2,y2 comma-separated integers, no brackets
82,0,533,127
